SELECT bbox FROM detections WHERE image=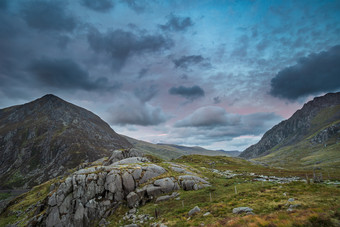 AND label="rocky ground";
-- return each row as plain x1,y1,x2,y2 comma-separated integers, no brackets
1,153,340,226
